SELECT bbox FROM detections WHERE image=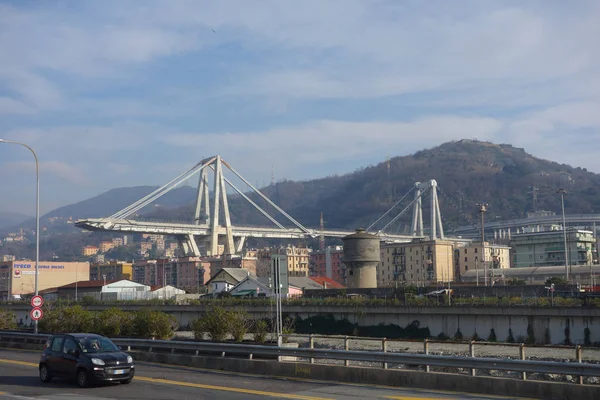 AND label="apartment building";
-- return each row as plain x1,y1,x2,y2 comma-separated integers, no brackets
379,239,455,287
82,245,99,256
99,241,114,253
309,246,344,284
455,242,511,279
